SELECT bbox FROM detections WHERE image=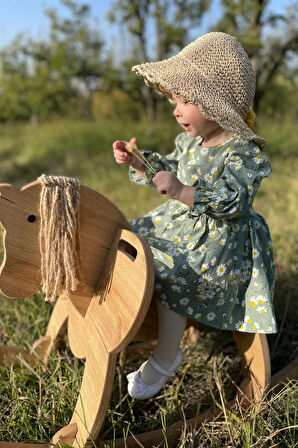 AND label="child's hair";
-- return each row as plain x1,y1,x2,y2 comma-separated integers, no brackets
245,108,256,130
132,32,265,148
